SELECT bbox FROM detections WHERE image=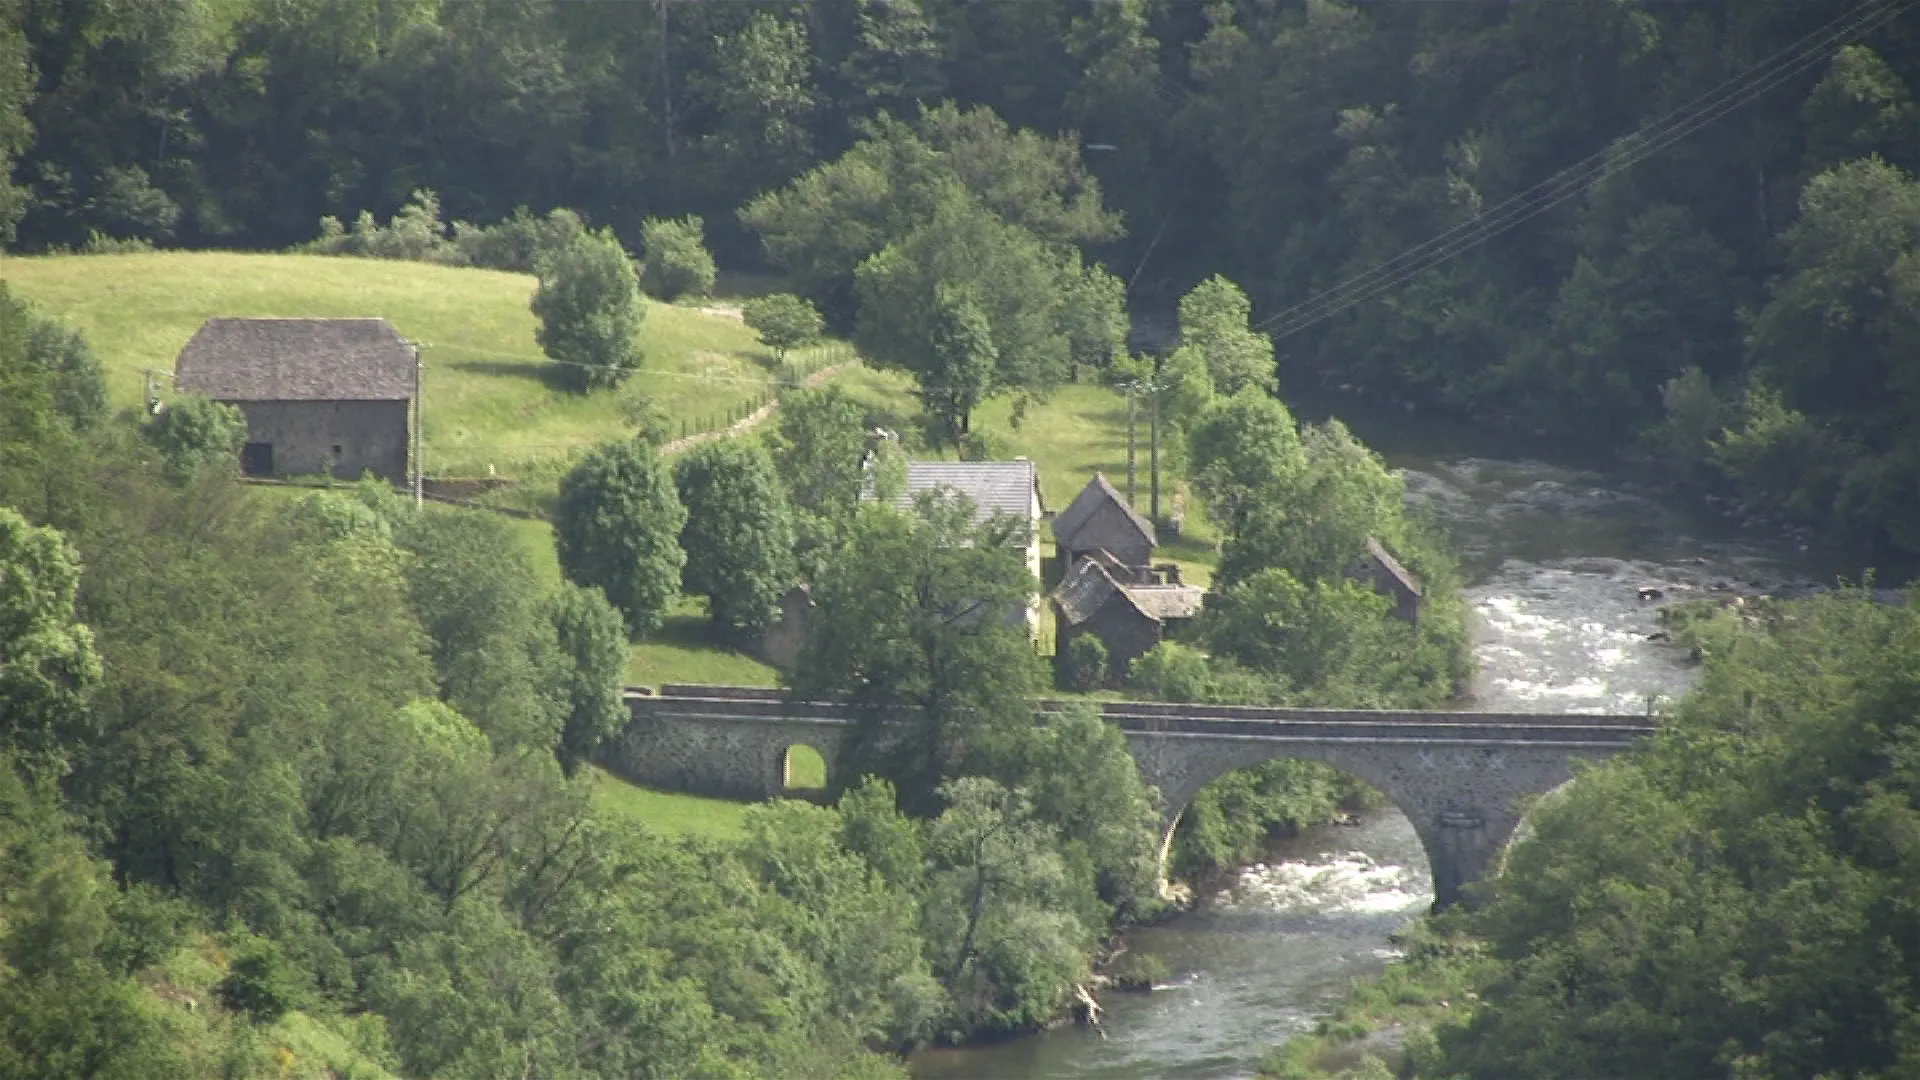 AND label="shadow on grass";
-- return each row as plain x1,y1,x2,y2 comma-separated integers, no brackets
446,358,576,392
